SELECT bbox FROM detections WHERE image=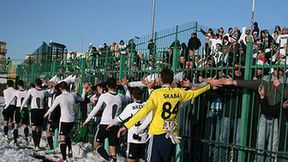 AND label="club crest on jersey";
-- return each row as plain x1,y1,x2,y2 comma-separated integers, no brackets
163,93,180,99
